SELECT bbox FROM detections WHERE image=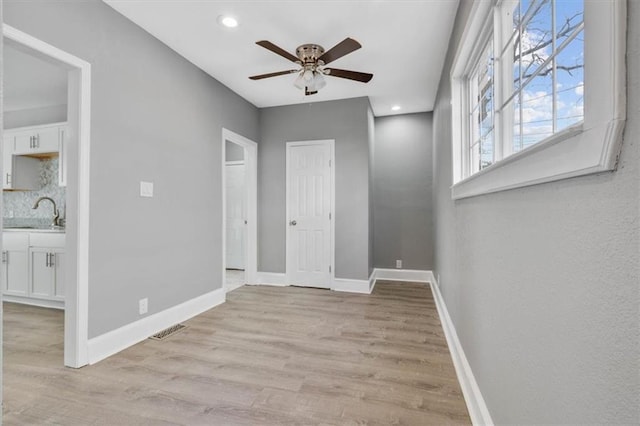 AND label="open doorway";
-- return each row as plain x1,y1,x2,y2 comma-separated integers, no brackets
2,40,69,371
2,25,91,368
221,129,257,293
225,142,246,291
